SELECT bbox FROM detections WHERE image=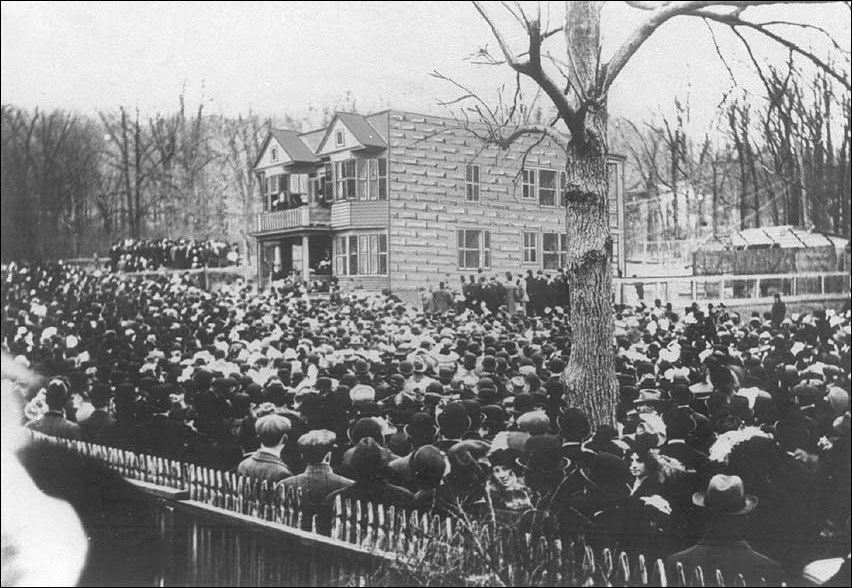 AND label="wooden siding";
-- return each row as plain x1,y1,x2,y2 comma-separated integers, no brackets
330,201,388,230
